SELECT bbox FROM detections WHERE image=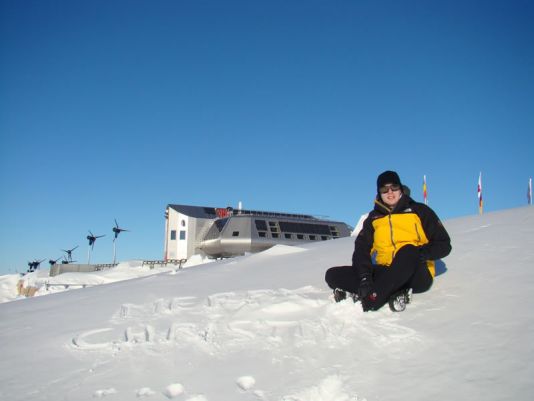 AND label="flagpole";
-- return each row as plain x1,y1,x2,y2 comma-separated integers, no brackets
478,172,483,215
423,175,428,205
529,177,532,206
